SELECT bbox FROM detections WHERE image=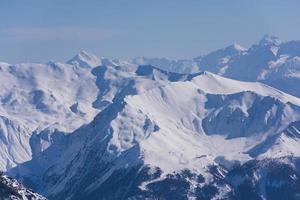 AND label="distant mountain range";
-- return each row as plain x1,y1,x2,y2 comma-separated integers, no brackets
134,35,300,98
1,35,300,200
